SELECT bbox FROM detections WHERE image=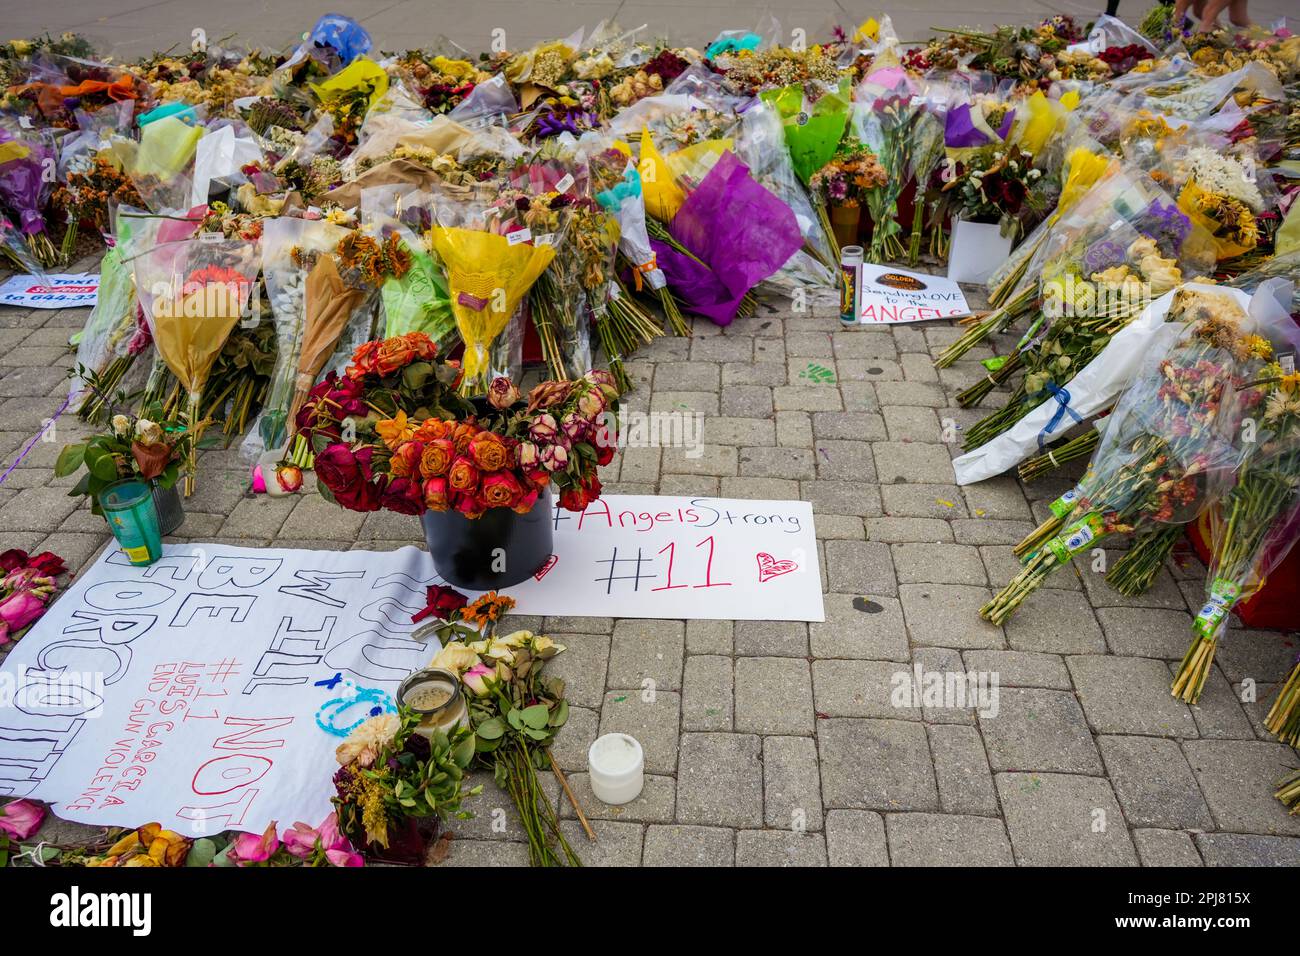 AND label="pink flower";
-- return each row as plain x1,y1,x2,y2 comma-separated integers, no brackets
282,821,322,859
281,813,364,866
228,821,280,865
325,847,366,867
0,589,50,638
539,443,568,472
528,413,559,443
0,798,45,840
463,662,495,697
